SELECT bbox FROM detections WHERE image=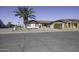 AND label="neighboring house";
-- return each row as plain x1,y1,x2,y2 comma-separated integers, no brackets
27,20,52,29
50,19,79,29
27,20,39,29
6,22,15,28
0,20,5,28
